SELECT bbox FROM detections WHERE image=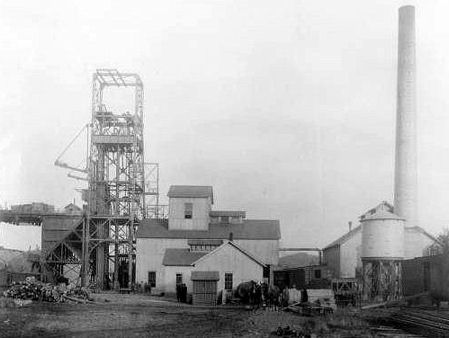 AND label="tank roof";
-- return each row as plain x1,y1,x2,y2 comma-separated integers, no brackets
361,209,404,221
